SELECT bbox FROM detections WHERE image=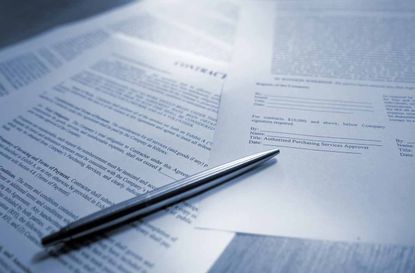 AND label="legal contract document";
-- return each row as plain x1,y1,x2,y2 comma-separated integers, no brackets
198,1,415,245
0,38,232,273
0,0,240,98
